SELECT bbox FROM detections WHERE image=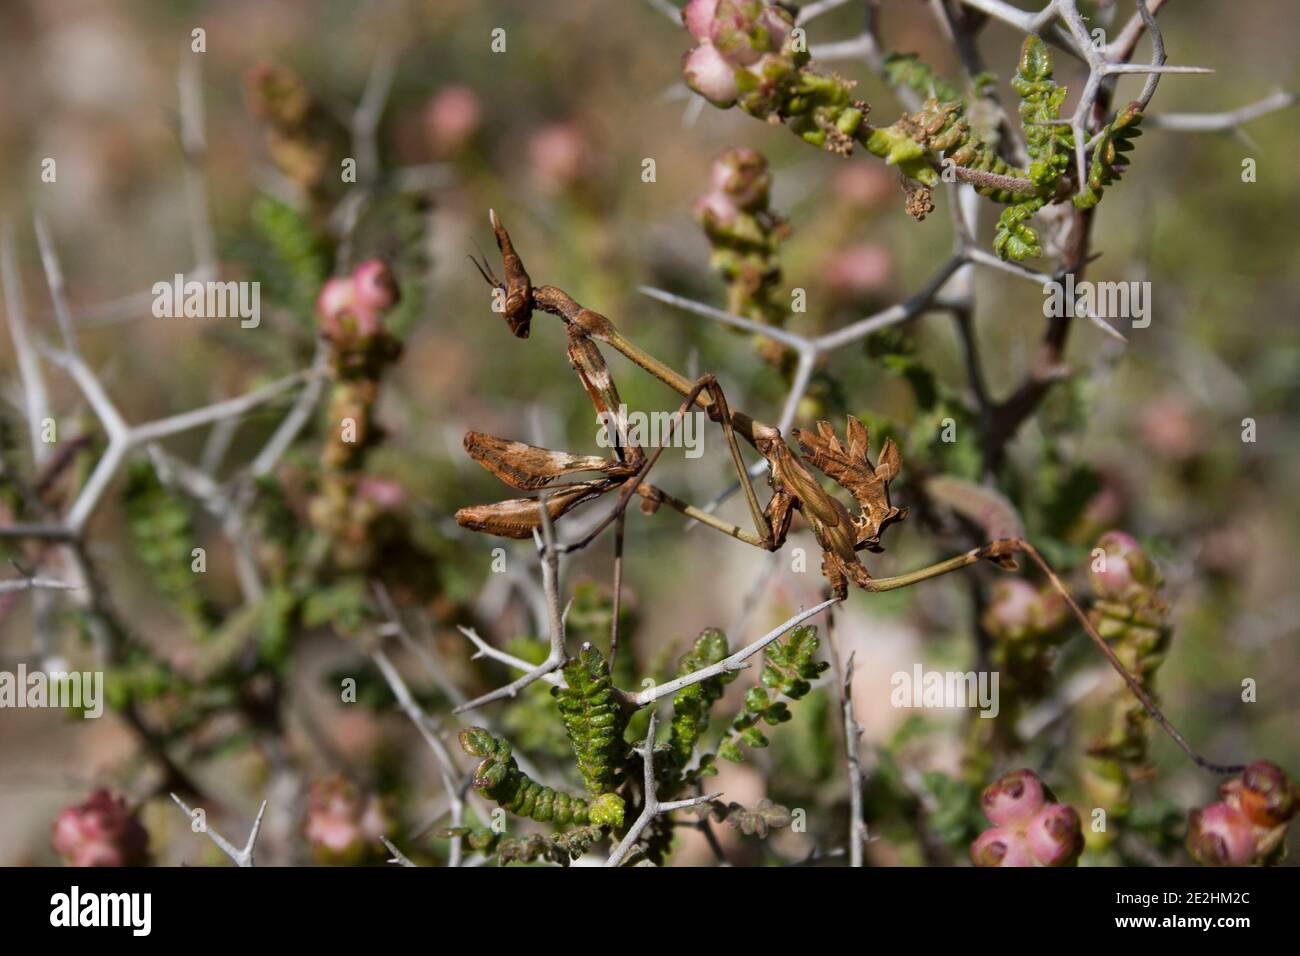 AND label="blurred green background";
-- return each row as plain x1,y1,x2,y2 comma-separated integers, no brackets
0,0,1297,865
